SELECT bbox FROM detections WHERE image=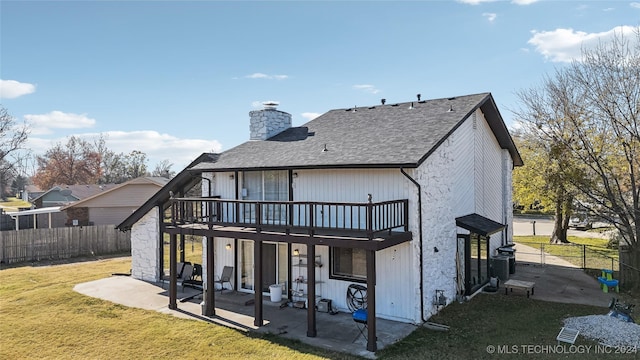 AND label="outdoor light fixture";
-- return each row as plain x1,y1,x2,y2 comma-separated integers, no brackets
225,243,232,250
292,172,298,178
293,249,299,256
229,174,234,180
